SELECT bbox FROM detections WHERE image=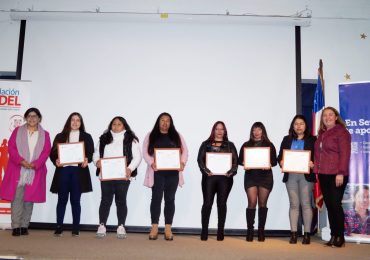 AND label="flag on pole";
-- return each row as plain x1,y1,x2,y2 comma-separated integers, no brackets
312,72,325,209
